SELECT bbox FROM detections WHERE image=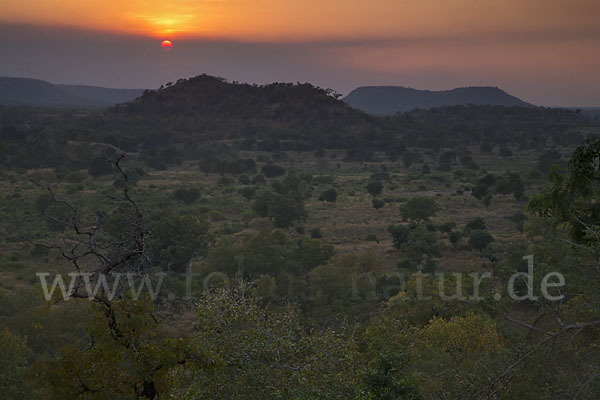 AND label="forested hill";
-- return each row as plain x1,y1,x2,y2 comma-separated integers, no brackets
101,74,379,150
344,85,533,115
